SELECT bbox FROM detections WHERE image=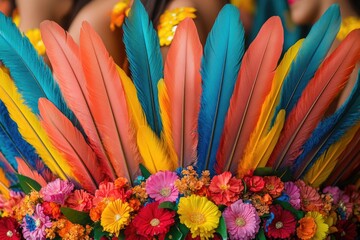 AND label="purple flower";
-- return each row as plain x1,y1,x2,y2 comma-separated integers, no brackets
223,200,260,240
323,186,342,204
21,204,52,240
40,179,74,204
145,171,179,203
284,182,301,210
